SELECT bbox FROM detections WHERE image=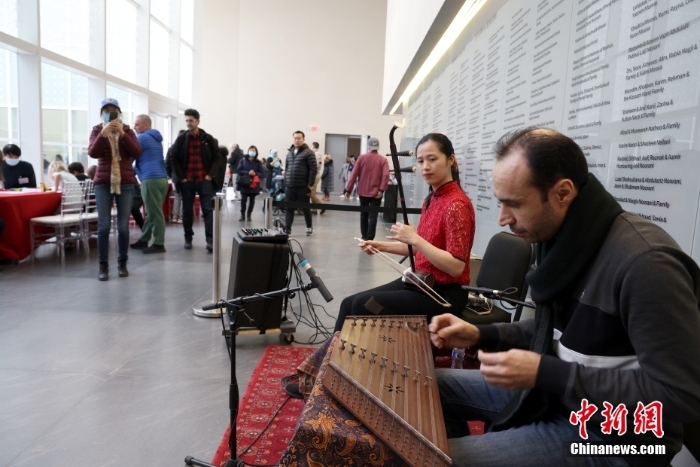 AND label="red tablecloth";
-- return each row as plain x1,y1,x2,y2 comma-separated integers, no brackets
0,190,62,261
